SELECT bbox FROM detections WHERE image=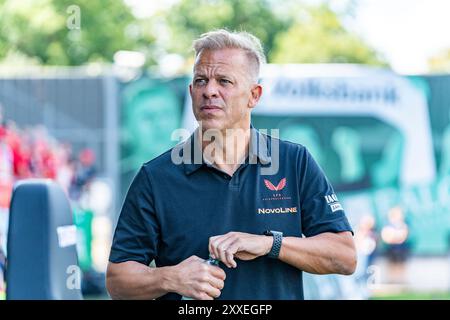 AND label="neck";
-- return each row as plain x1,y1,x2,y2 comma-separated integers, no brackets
198,125,251,175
